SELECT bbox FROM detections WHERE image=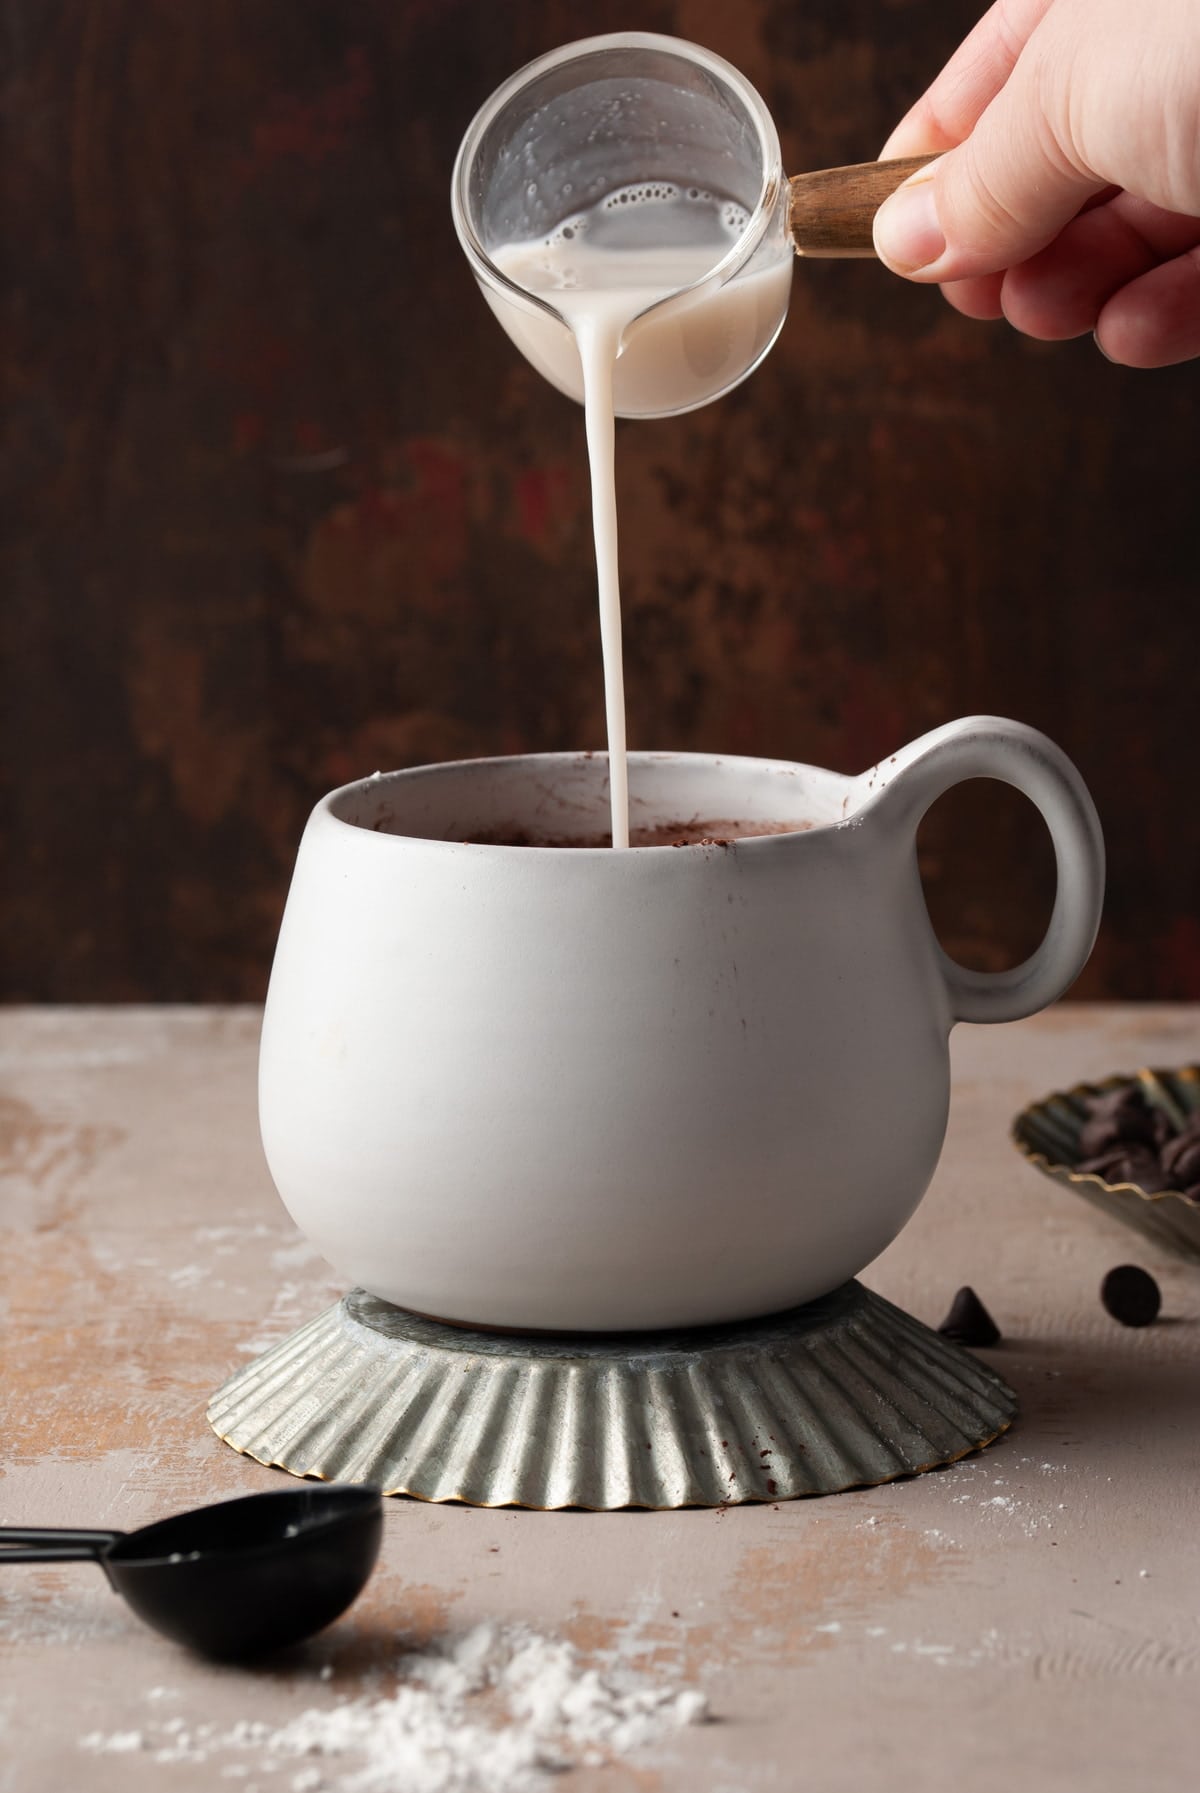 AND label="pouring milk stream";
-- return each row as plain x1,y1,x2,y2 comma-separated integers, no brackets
453,33,920,847
492,186,792,846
